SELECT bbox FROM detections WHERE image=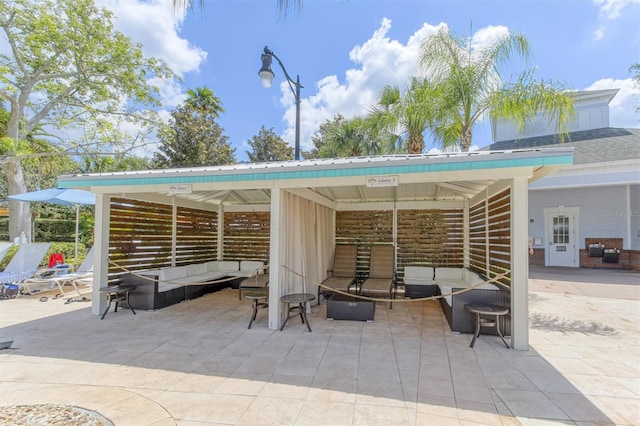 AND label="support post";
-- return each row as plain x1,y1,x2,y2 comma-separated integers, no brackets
268,188,284,330
92,193,111,316
463,199,470,268
217,205,224,260
171,199,177,266
511,177,529,350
